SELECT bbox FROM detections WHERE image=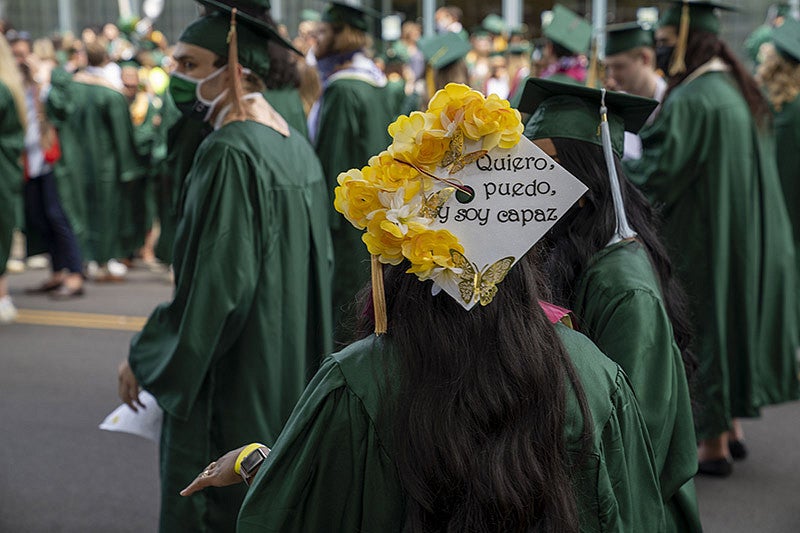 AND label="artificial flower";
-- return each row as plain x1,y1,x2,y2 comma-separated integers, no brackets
375,188,431,238
402,230,464,280
363,211,406,265
333,168,383,229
